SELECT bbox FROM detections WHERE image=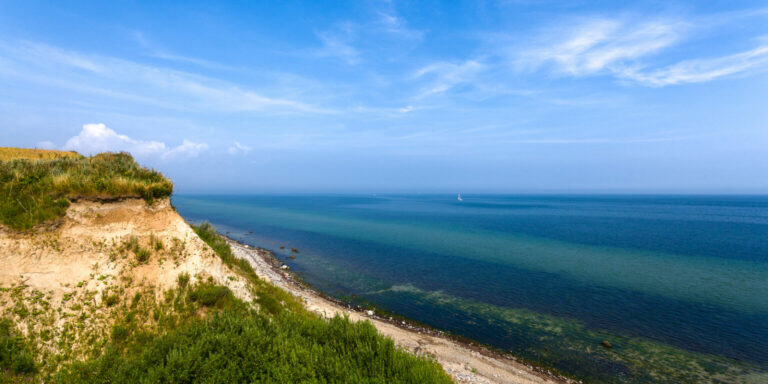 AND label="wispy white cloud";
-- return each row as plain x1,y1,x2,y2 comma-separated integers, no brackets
413,60,486,98
312,1,422,65
375,1,423,42
315,26,361,65
165,139,209,158
227,141,252,155
131,30,238,71
517,17,685,76
0,41,330,114
61,123,207,159
619,44,768,86
514,15,768,86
